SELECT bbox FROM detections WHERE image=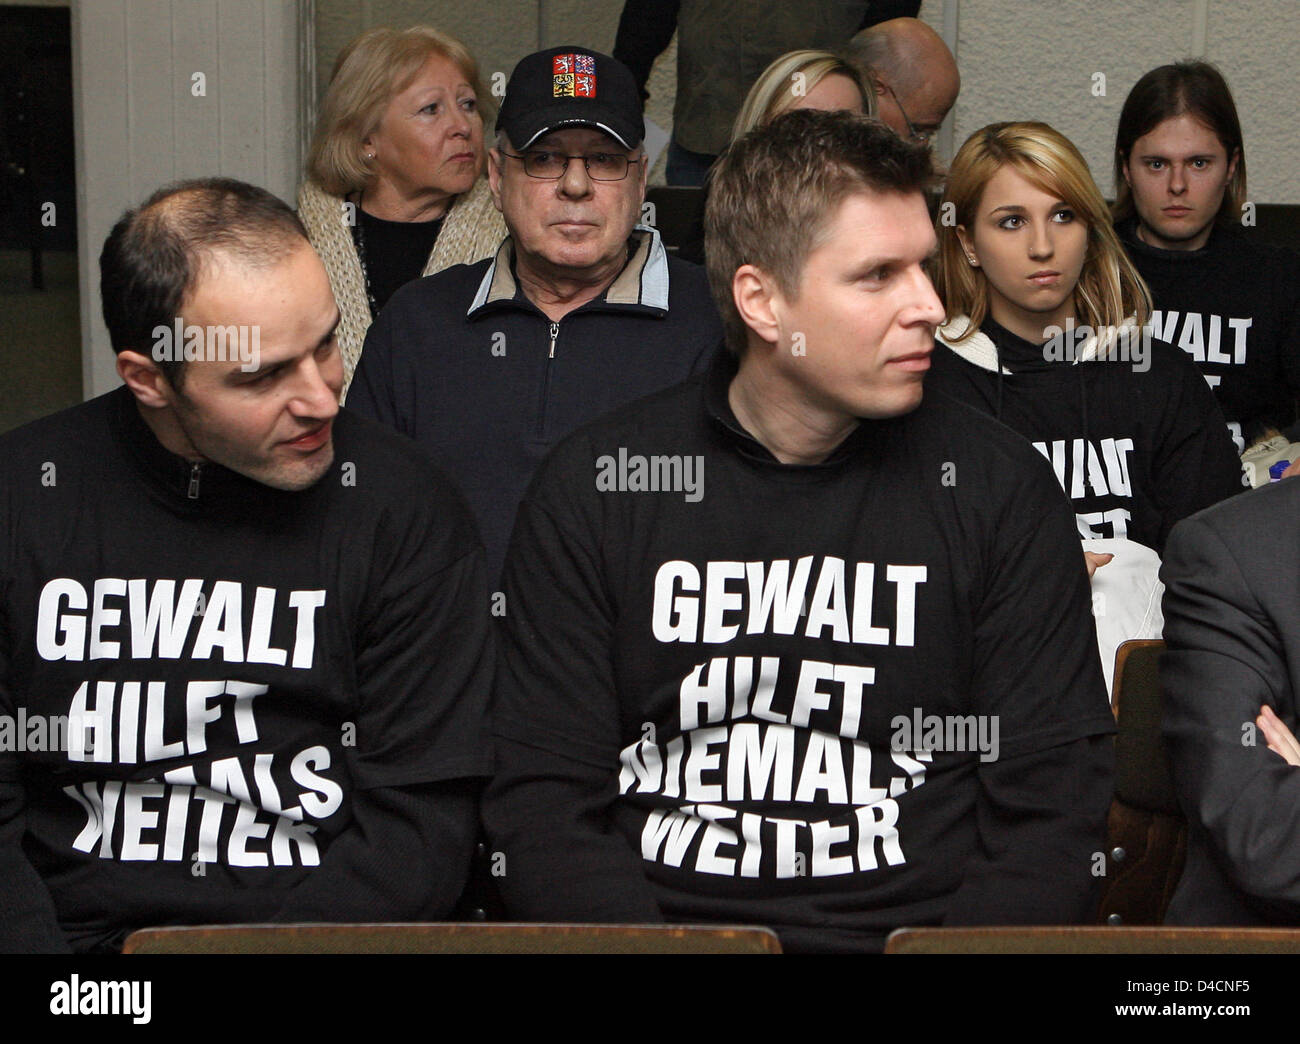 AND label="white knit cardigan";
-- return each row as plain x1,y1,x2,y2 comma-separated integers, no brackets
297,176,508,397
